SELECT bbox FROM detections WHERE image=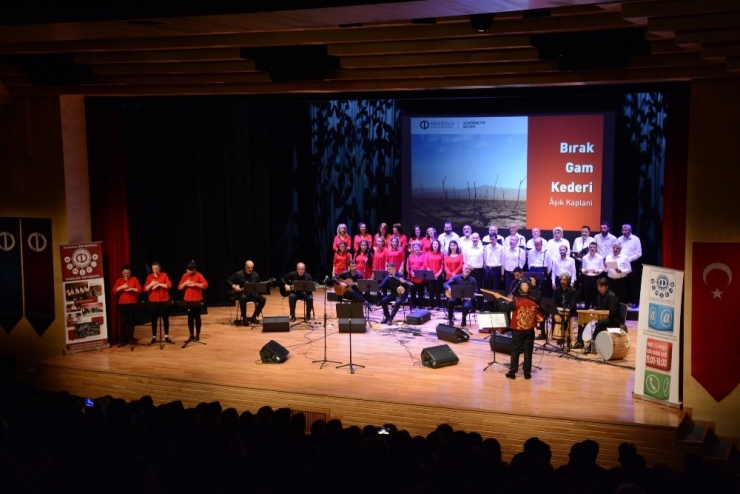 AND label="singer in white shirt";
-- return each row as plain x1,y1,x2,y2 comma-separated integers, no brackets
551,245,576,288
